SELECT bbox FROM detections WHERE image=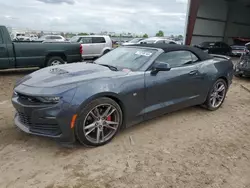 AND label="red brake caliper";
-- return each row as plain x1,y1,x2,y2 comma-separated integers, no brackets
106,116,111,121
